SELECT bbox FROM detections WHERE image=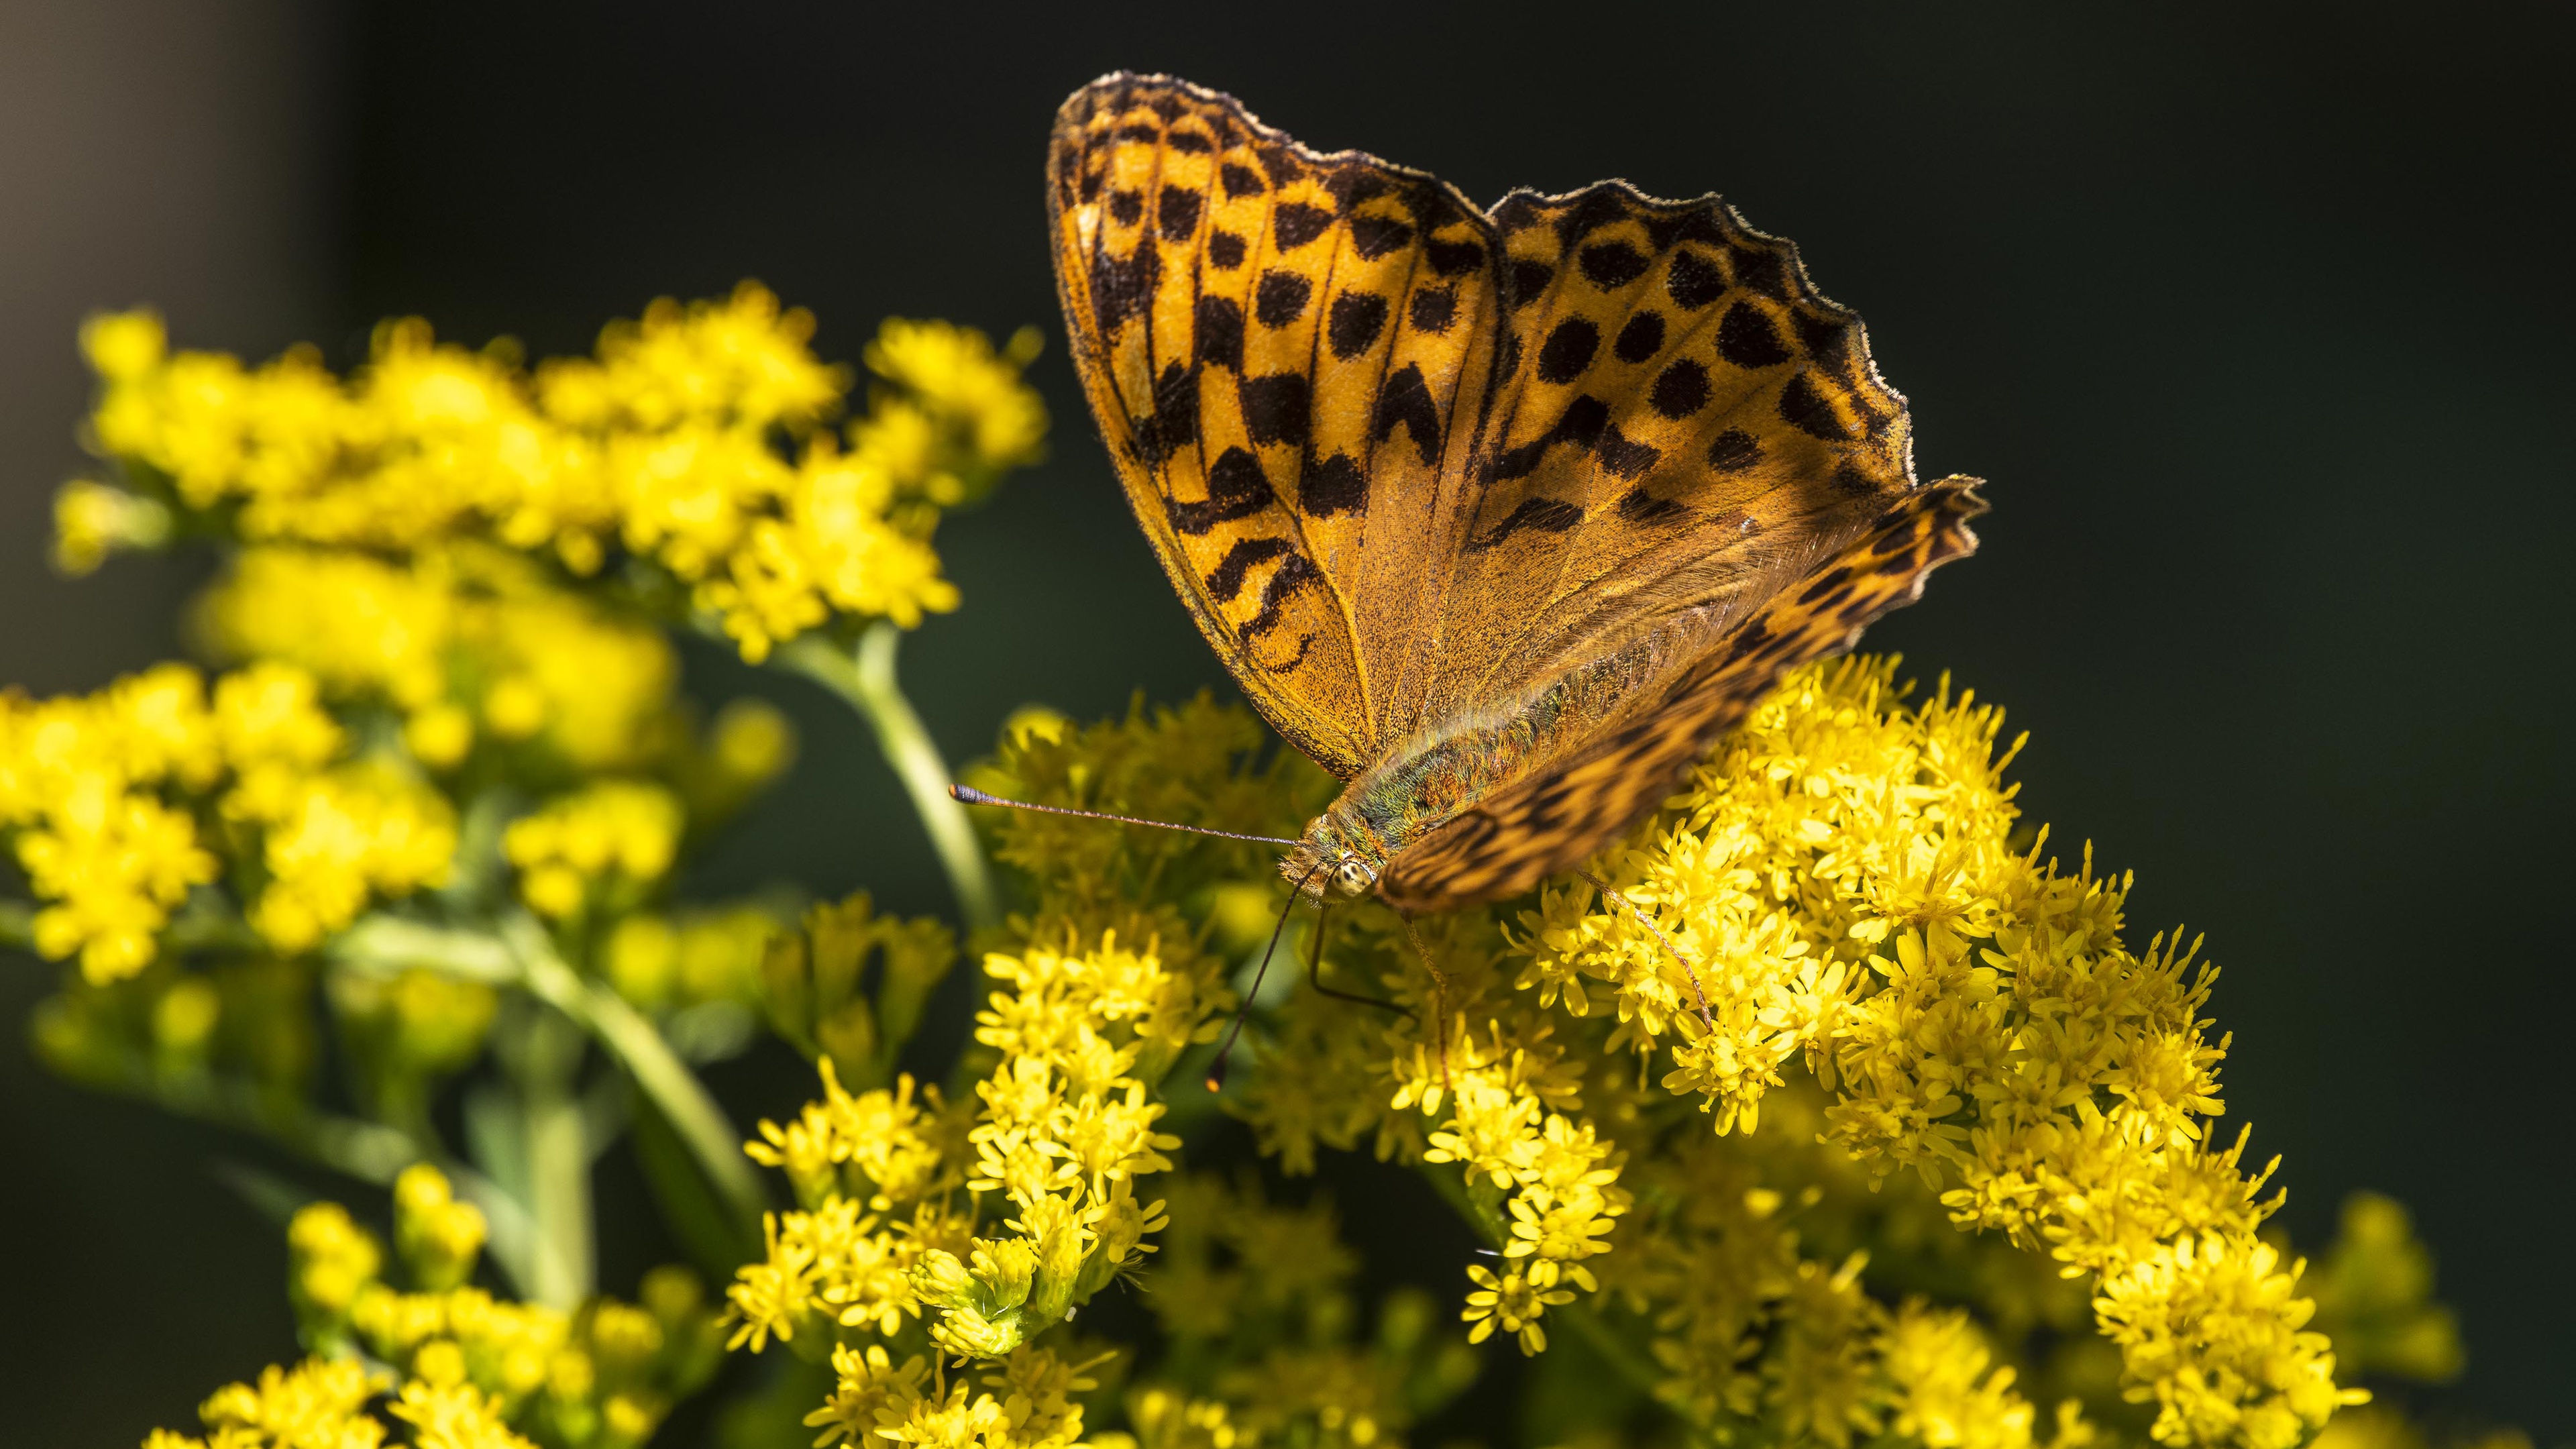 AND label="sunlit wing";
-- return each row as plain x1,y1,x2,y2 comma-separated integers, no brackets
1383,183,1934,741
1048,74,1505,779
1375,479,1983,912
